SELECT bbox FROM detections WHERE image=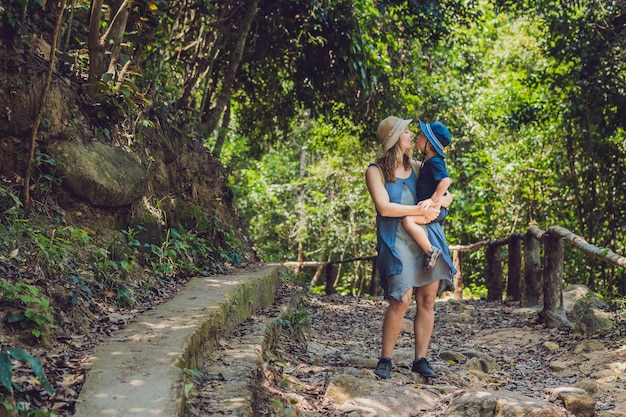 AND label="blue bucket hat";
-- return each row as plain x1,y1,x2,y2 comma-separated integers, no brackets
419,120,451,158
